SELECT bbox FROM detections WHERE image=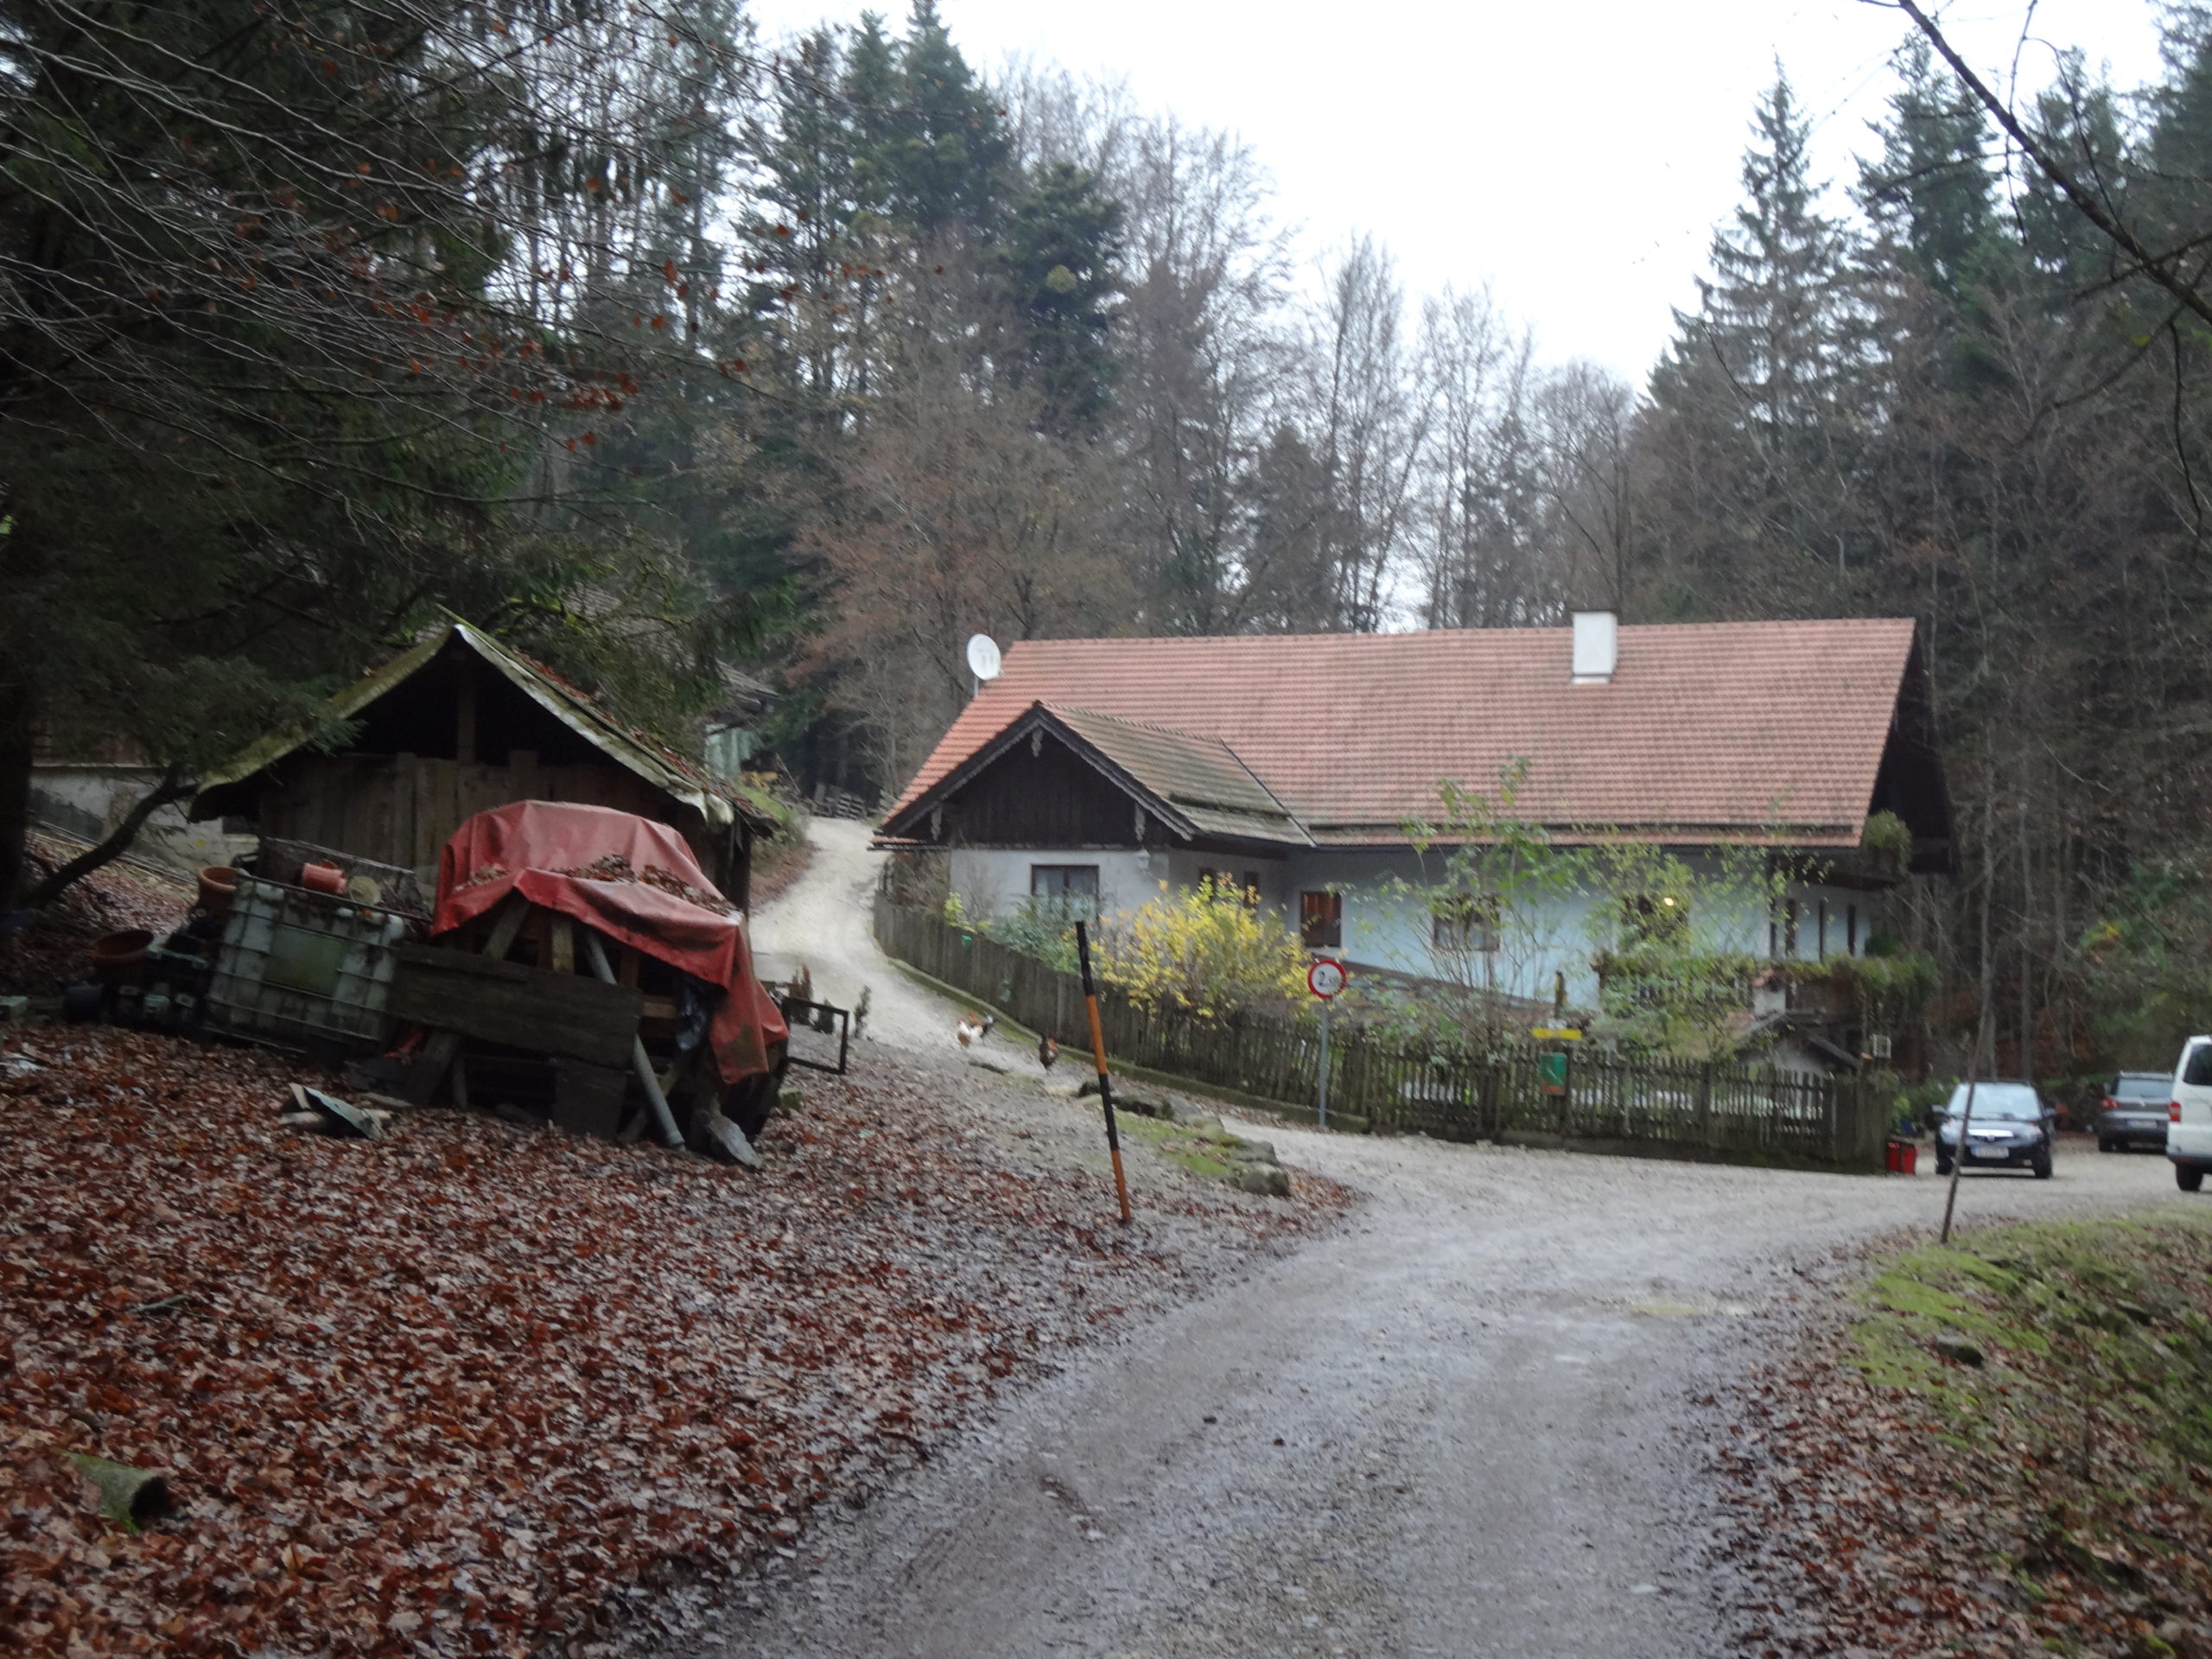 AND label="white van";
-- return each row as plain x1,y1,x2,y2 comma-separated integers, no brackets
2166,1036,2212,1192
